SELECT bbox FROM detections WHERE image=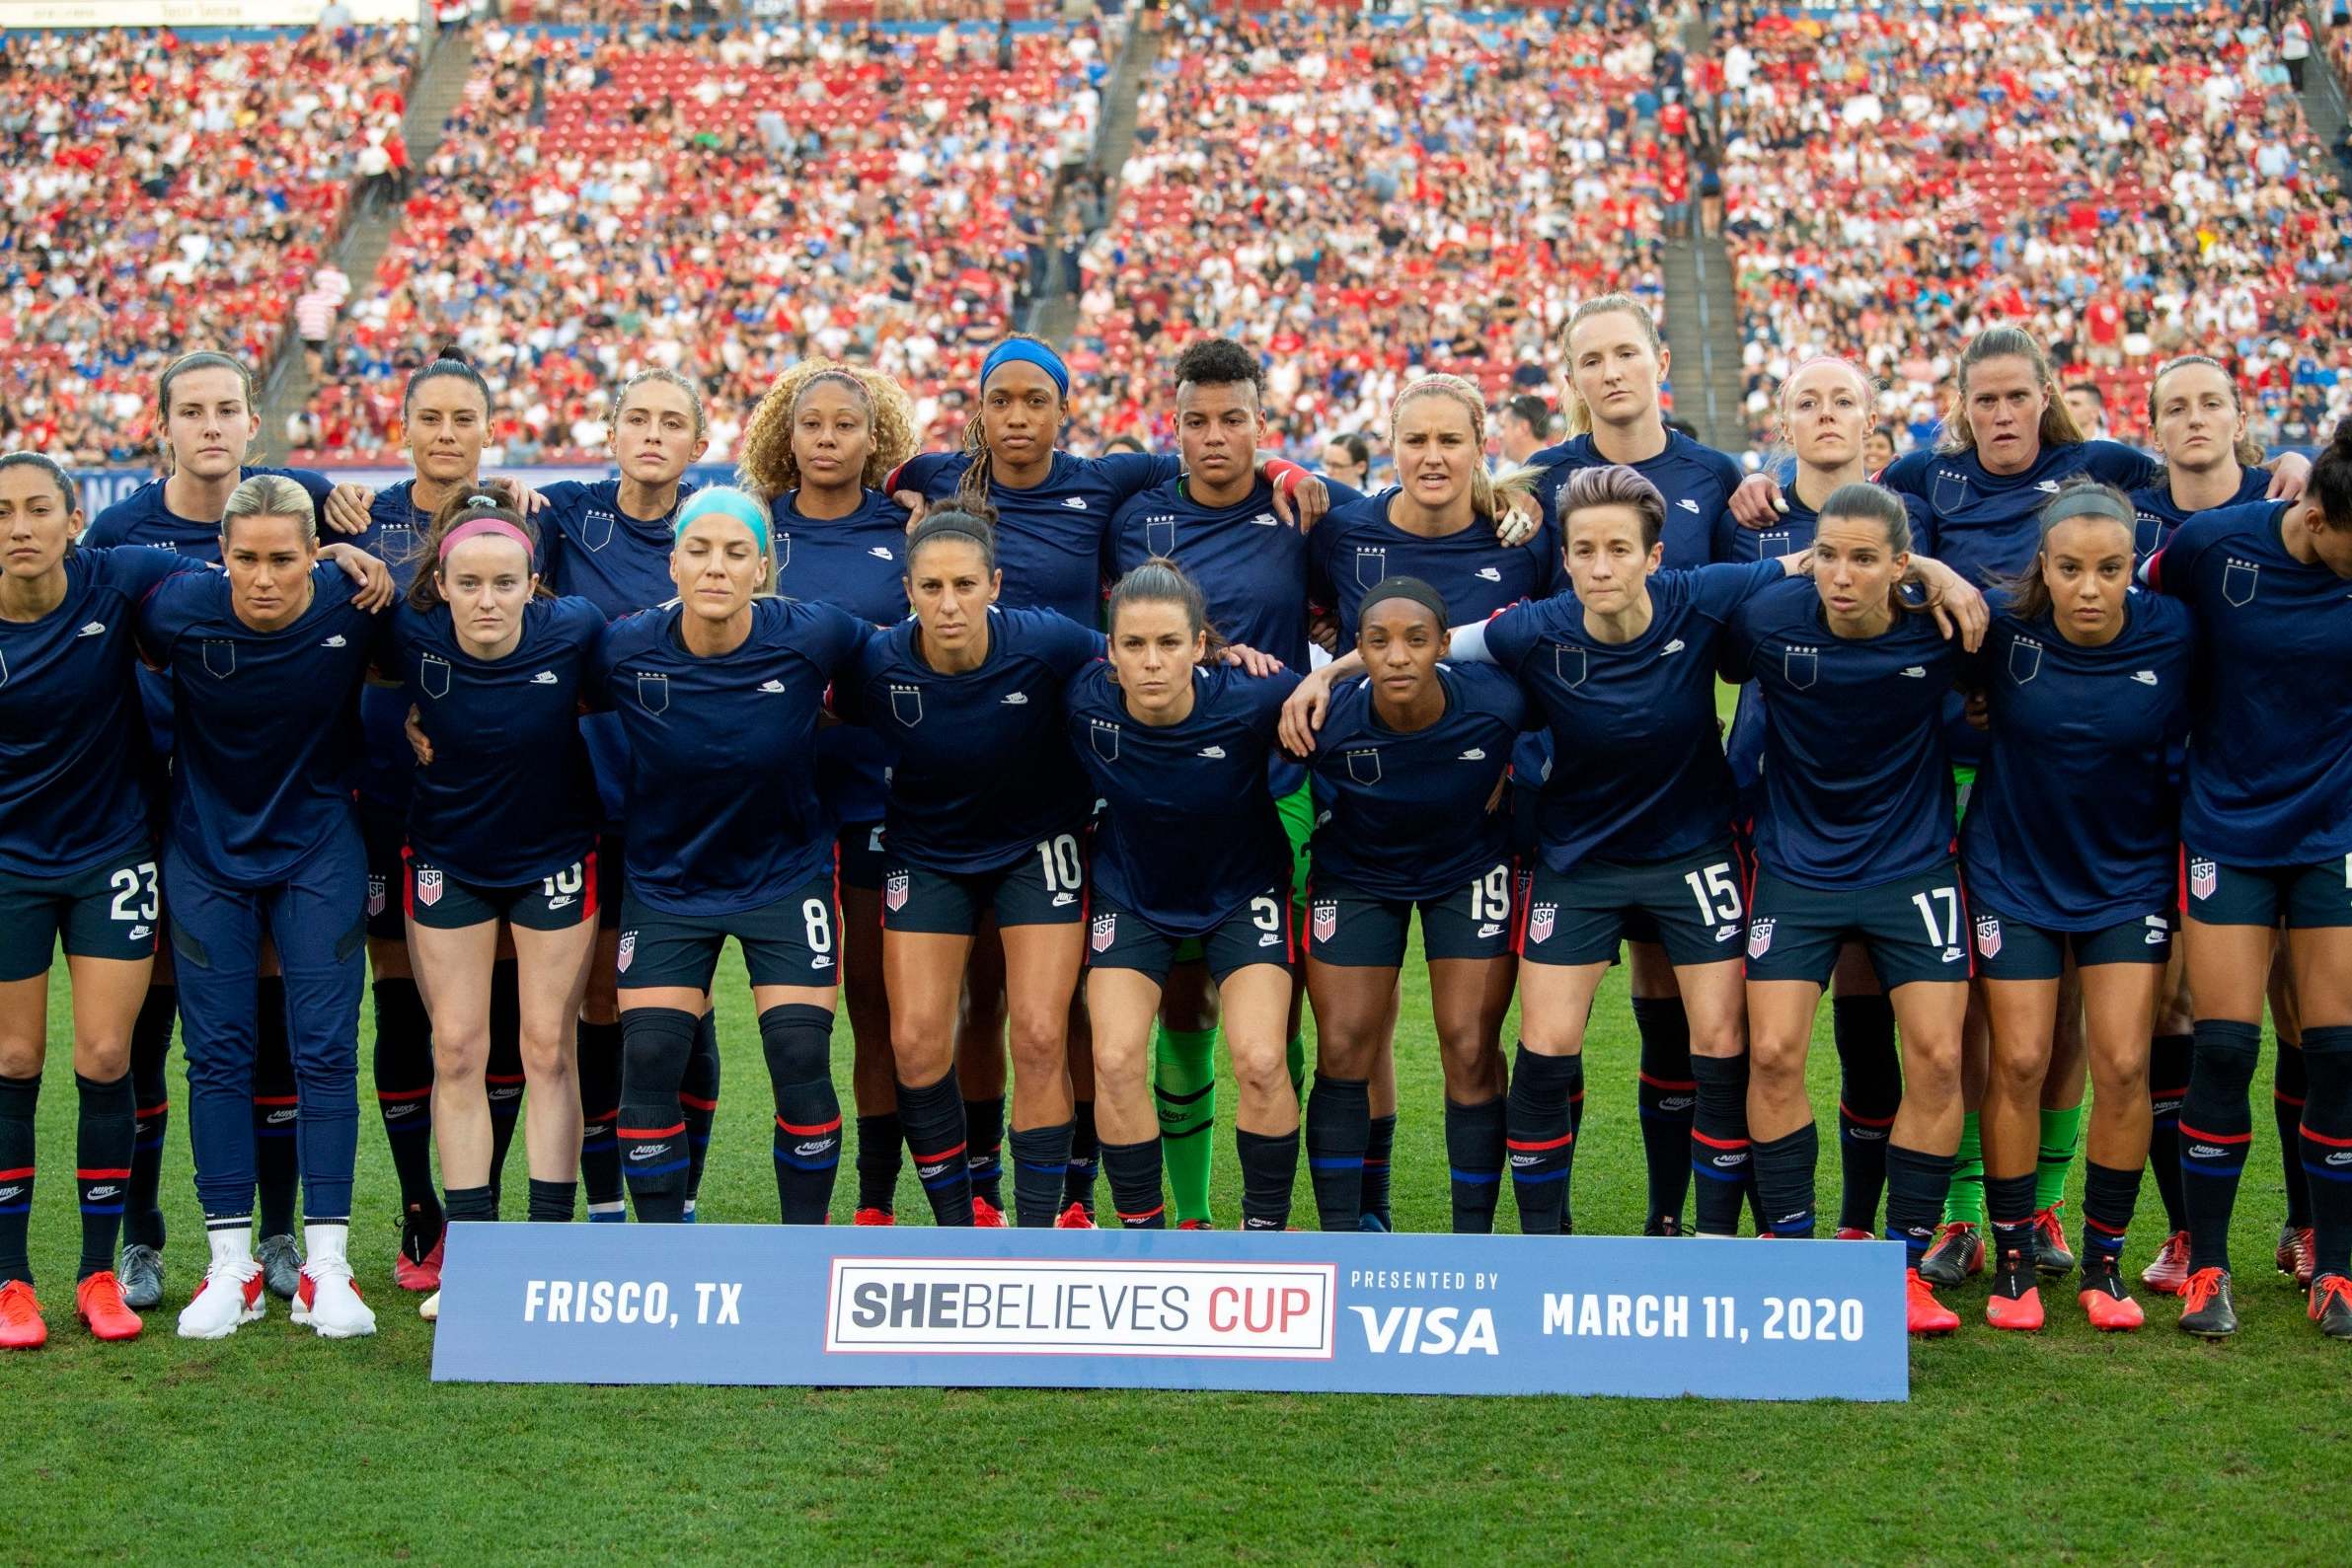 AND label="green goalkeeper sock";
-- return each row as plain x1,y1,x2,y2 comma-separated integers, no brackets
1942,1111,1985,1227
1287,1032,1307,1101
1154,1024,1220,1225
2034,1103,2085,1214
